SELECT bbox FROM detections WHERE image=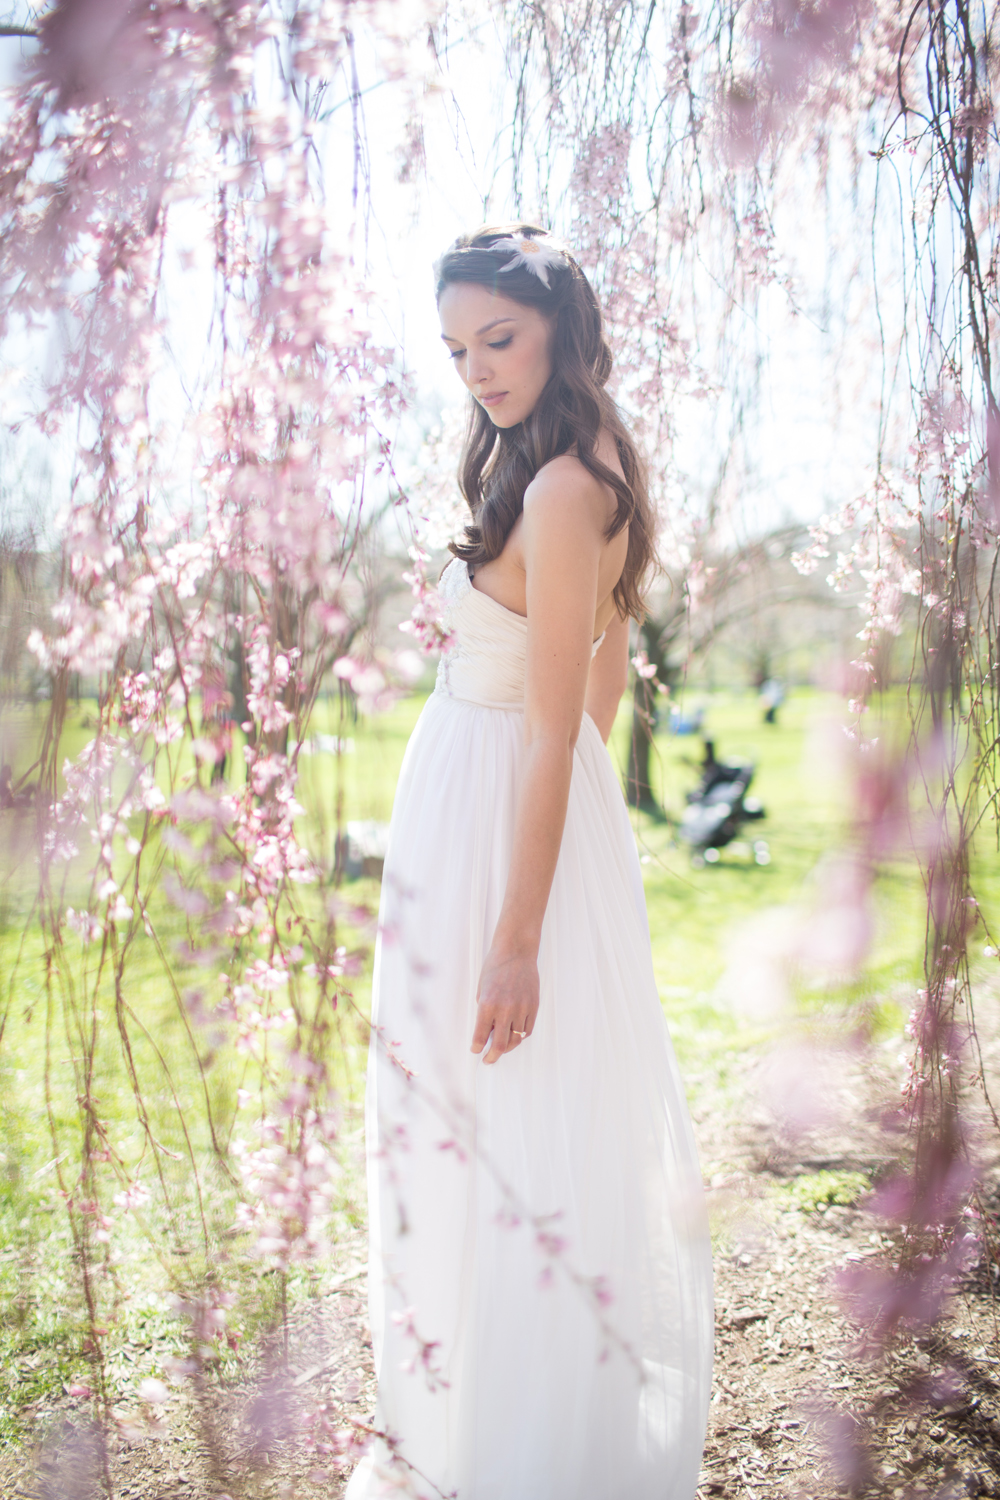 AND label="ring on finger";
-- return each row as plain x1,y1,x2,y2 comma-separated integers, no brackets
511,1029,527,1039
